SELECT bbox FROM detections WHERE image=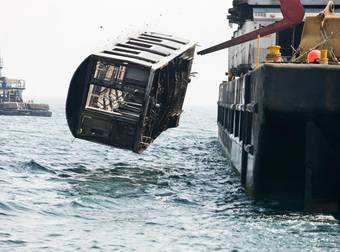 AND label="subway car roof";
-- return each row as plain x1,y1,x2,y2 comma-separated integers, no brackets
92,32,196,68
